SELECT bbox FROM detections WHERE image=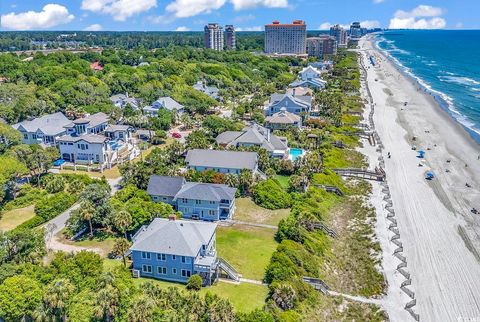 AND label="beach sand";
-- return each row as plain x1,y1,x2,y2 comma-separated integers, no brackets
358,36,480,322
